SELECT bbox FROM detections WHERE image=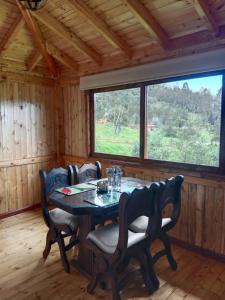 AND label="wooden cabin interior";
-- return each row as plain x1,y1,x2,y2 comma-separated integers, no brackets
1,0,225,299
